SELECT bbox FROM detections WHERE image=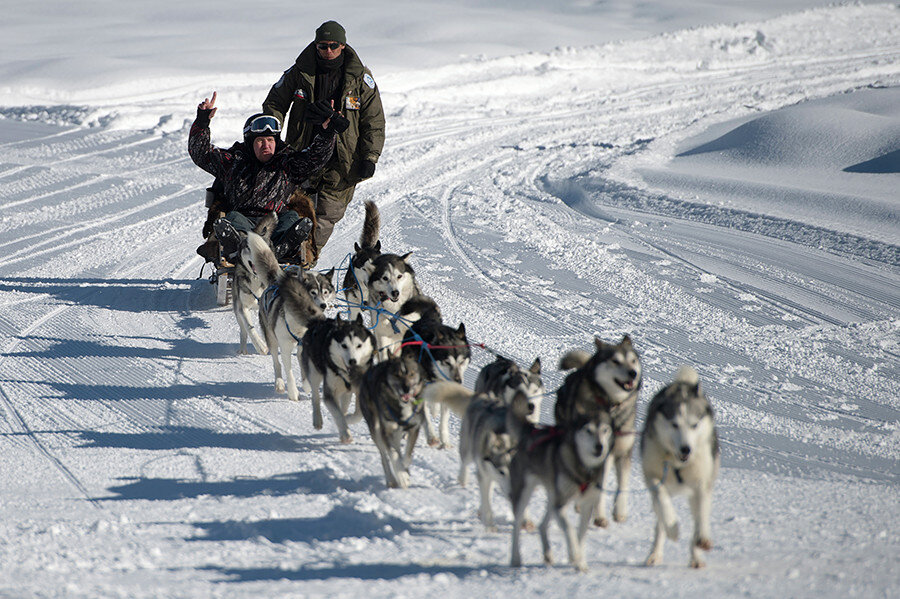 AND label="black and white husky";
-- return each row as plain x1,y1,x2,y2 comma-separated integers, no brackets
474,355,545,424
300,268,336,312
342,200,381,320
401,319,470,448
231,213,278,355
299,314,376,443
554,335,642,527
246,232,323,401
508,413,614,572
367,252,422,356
358,353,427,489
641,366,720,569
